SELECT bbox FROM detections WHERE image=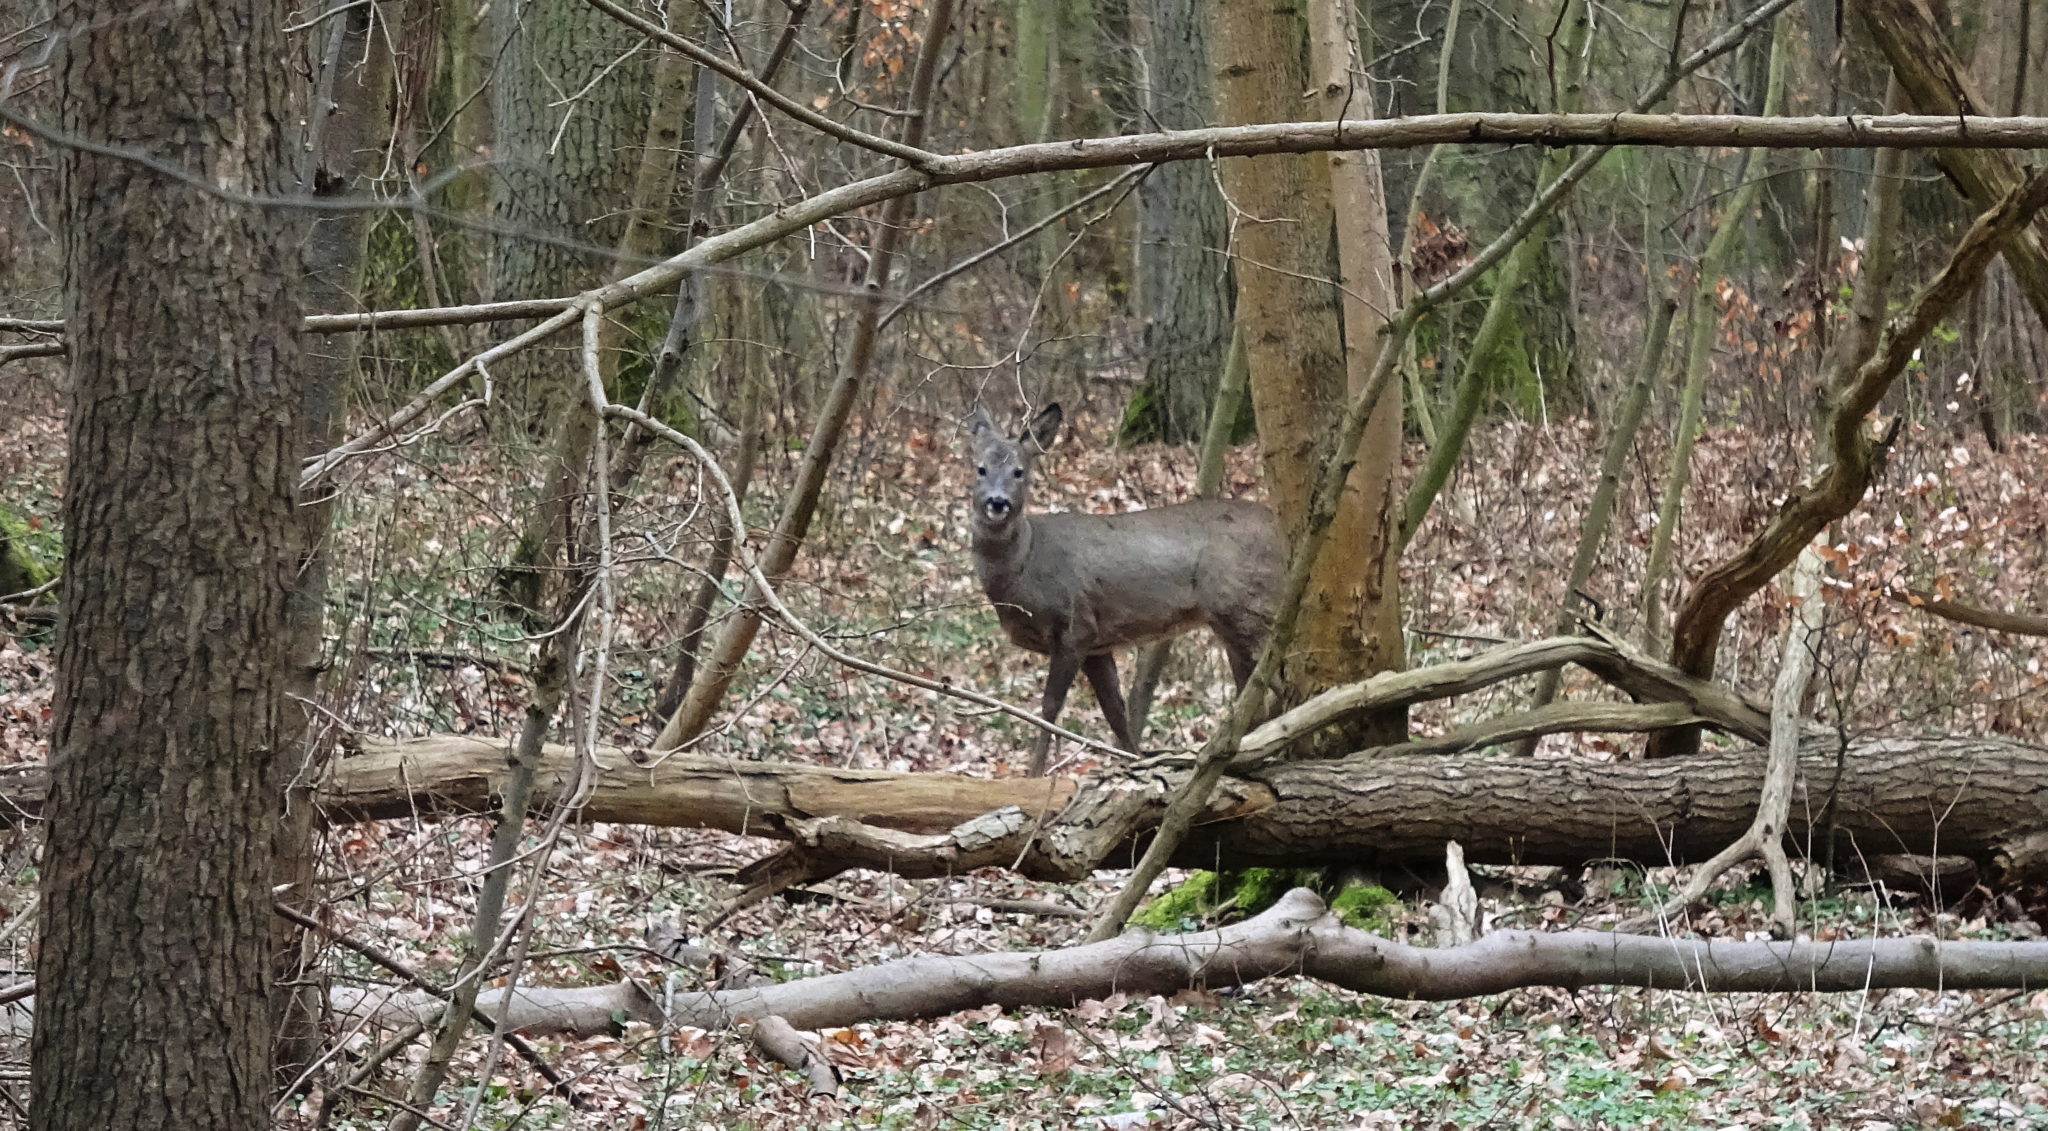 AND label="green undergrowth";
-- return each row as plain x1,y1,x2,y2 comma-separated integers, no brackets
1133,869,1399,934
0,502,58,599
